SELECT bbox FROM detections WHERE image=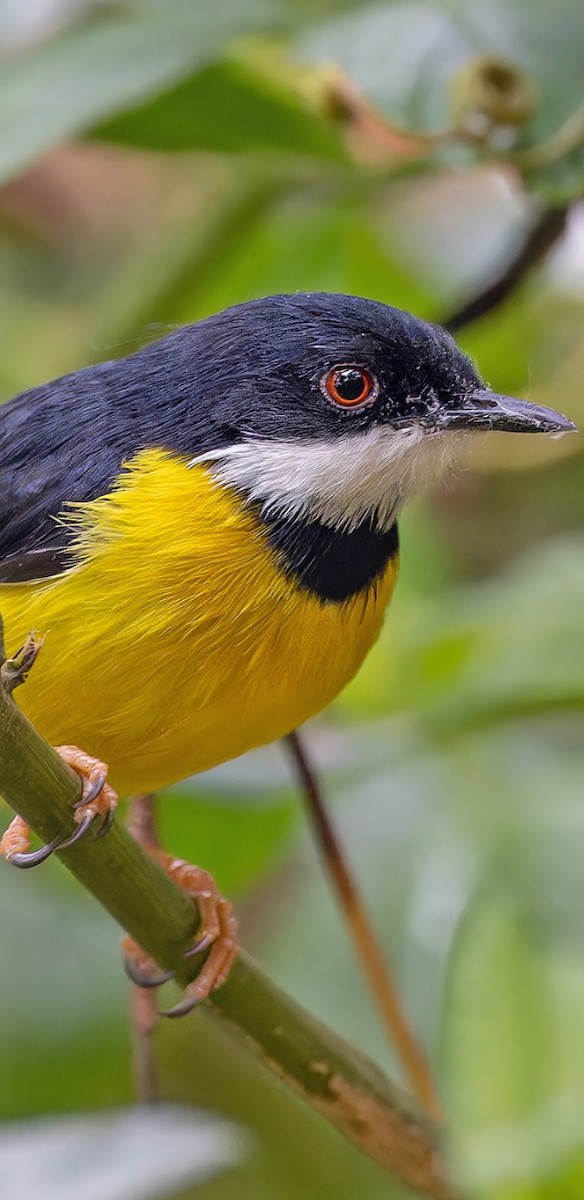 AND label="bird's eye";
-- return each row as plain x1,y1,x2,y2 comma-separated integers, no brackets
321,365,377,409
